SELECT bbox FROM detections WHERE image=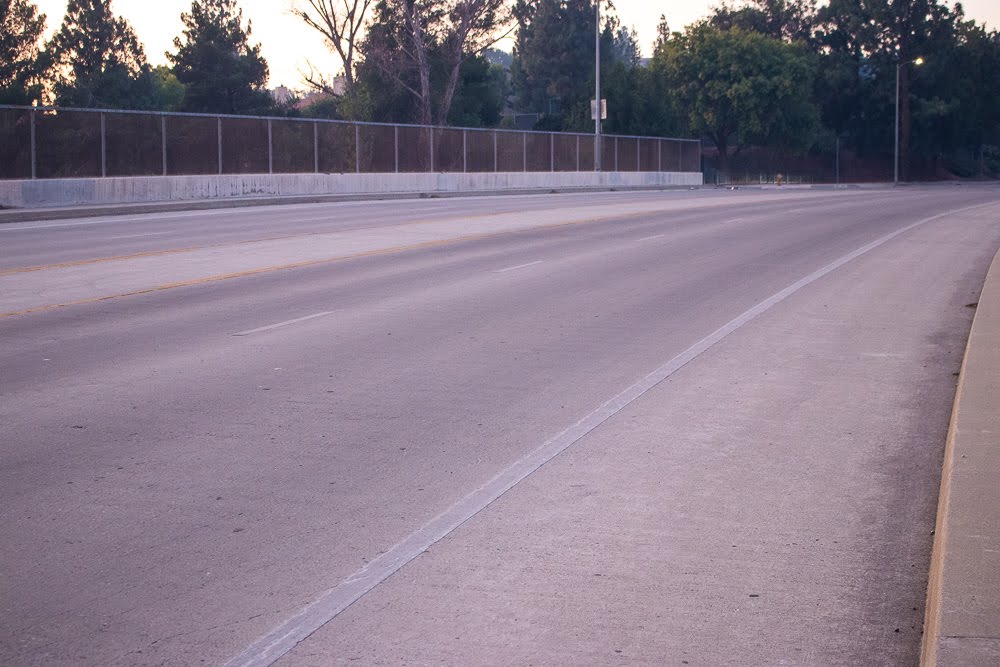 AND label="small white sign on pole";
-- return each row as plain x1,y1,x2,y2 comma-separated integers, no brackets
591,99,607,120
